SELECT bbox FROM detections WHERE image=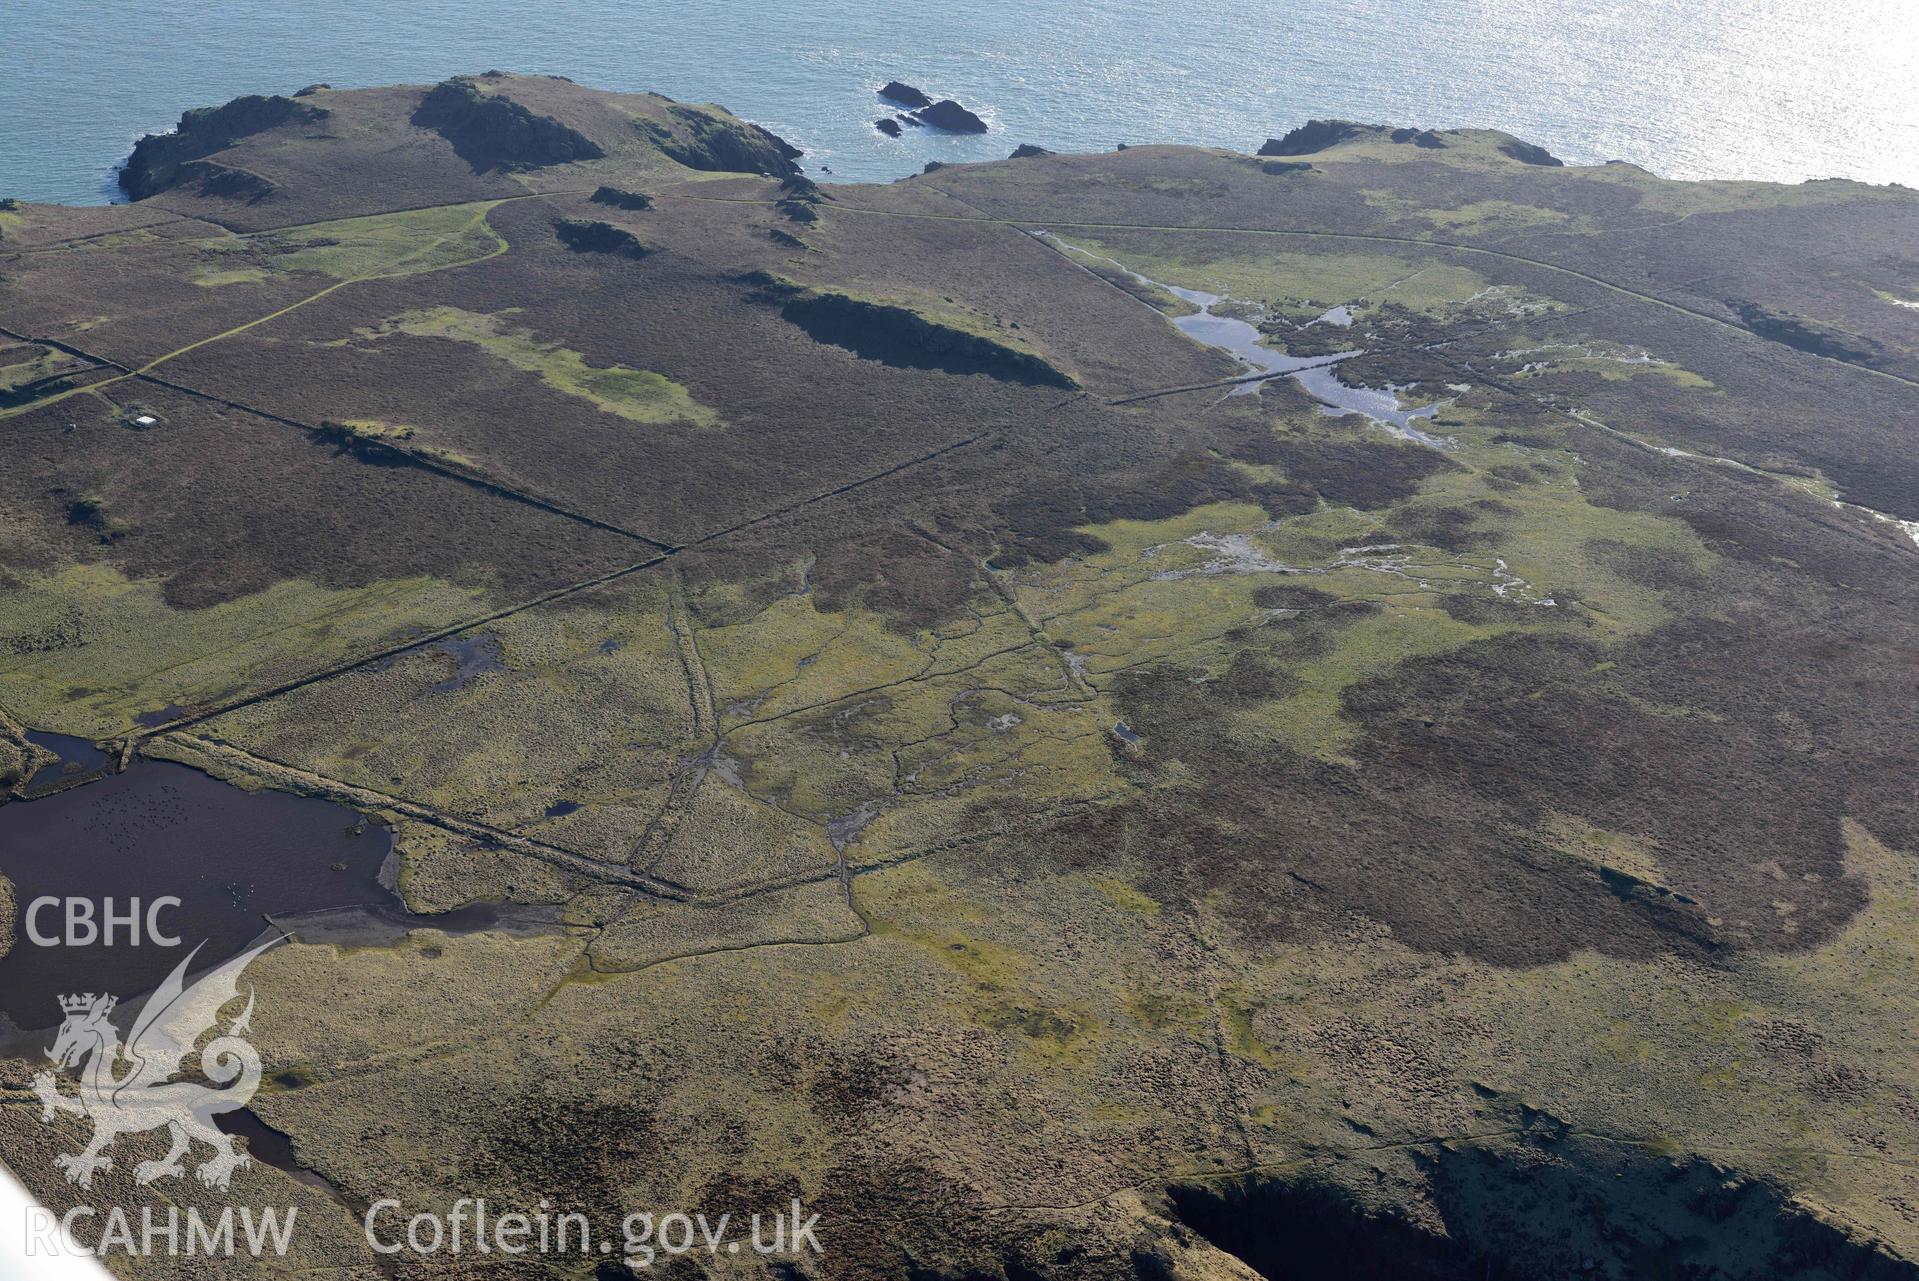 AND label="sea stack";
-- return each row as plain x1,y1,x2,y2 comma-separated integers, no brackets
915,100,988,133
875,118,903,138
879,80,933,110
